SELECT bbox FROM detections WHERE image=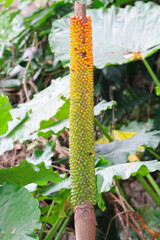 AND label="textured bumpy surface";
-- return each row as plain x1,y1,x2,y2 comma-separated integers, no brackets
69,16,96,205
